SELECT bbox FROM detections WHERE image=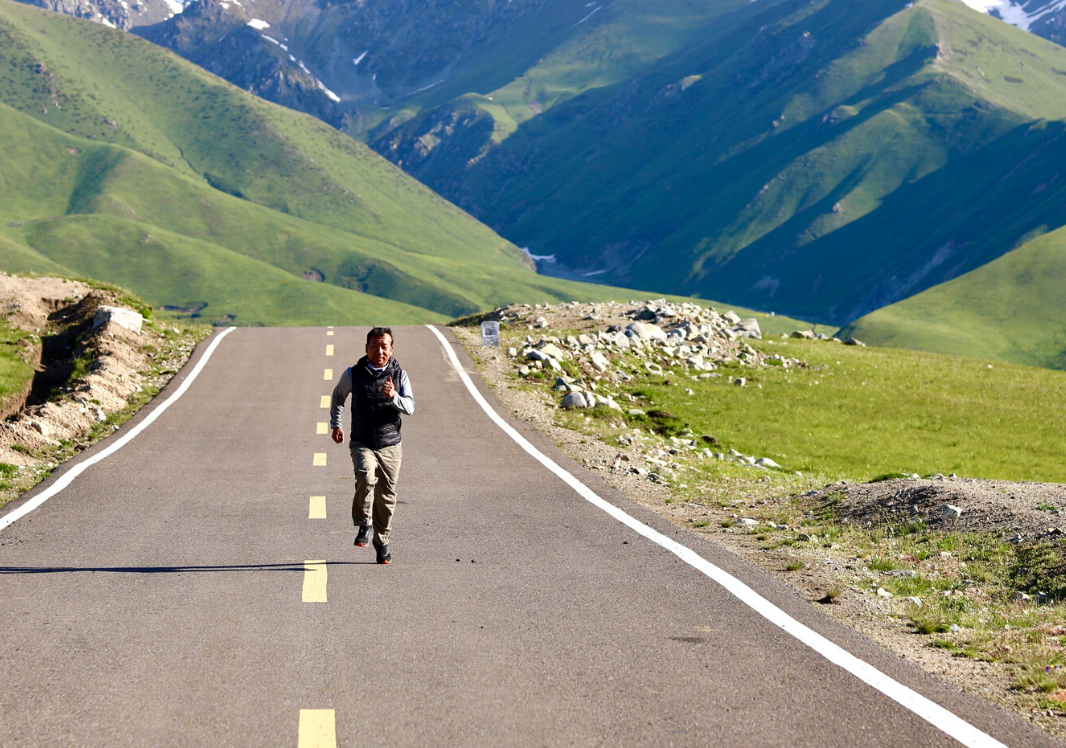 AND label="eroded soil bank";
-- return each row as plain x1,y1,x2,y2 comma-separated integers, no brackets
0,274,208,510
